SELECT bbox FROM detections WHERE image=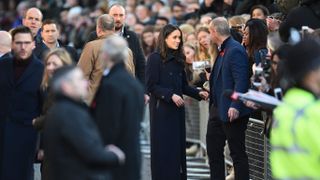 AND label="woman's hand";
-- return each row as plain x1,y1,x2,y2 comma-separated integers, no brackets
172,94,184,107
